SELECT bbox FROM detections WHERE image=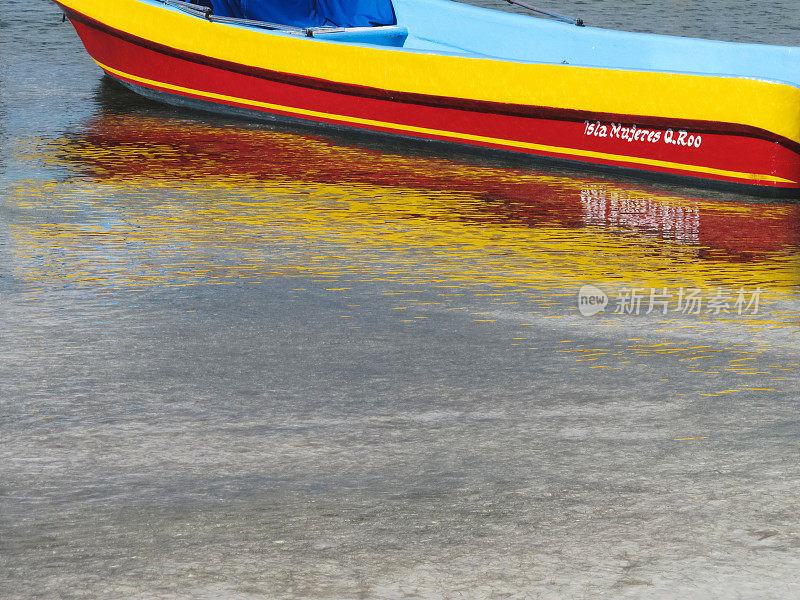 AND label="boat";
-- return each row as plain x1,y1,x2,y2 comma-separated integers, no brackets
54,0,800,192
